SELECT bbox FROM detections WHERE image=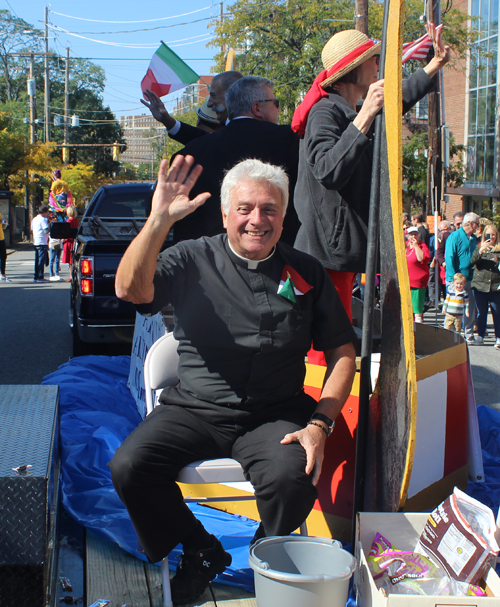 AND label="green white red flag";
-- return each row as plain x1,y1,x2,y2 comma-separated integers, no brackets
278,265,313,303
141,42,199,98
